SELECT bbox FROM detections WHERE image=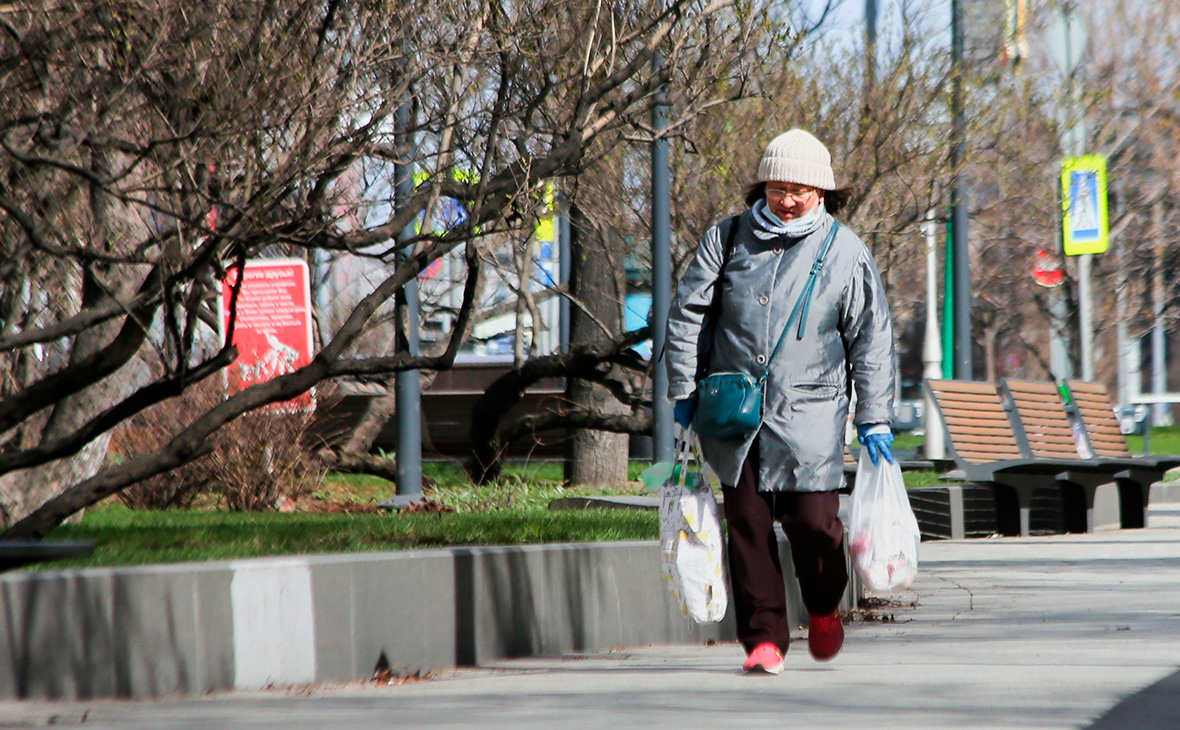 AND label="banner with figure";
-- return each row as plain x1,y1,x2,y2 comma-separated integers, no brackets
1062,155,1109,256
219,258,315,411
